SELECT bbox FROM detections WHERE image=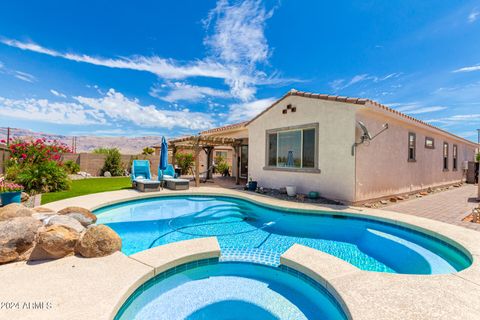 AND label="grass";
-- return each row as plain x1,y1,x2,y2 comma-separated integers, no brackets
41,177,132,204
